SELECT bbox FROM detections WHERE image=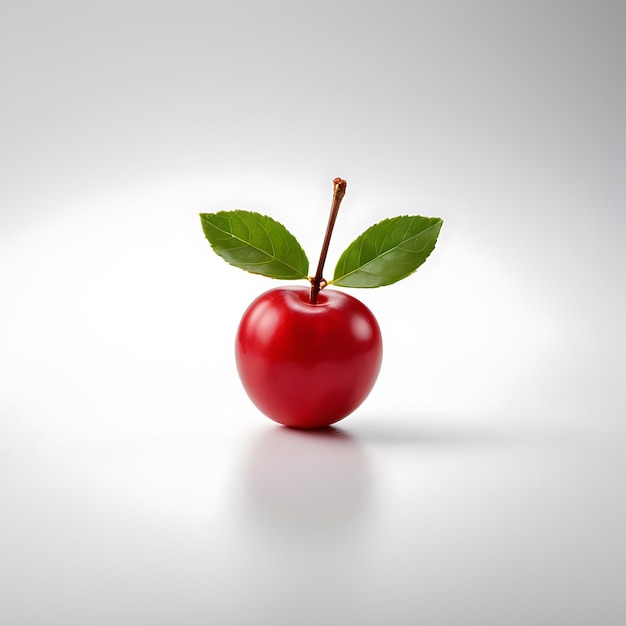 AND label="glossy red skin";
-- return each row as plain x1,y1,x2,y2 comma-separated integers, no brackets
235,286,383,429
